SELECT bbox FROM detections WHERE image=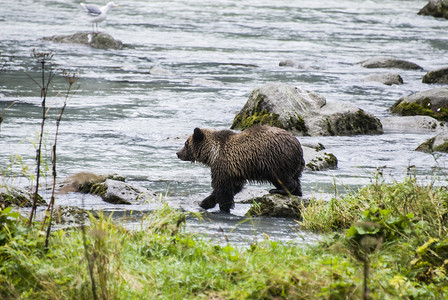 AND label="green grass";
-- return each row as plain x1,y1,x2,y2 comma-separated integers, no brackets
1,176,448,299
